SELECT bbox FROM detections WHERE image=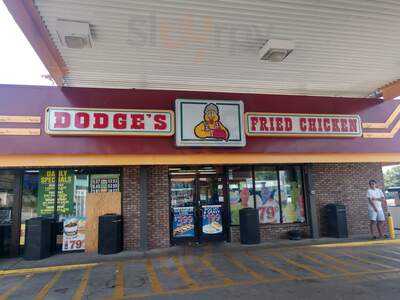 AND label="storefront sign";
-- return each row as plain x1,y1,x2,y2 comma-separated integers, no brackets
62,216,86,251
202,205,223,234
246,113,362,137
46,107,174,136
175,99,246,147
172,207,195,237
37,169,74,215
